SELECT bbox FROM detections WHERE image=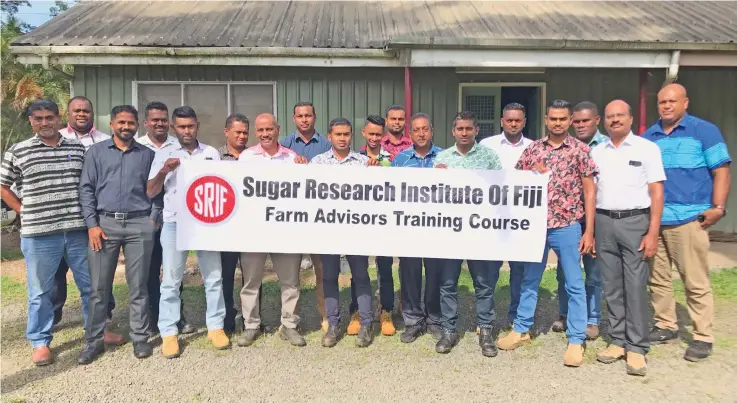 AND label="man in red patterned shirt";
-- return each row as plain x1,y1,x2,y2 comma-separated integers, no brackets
498,99,598,367
381,105,413,157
